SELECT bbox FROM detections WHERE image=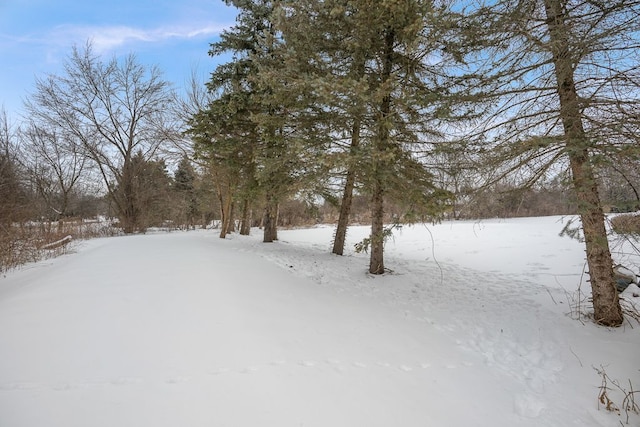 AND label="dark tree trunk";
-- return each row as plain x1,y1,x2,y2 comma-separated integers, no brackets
369,28,395,275
219,185,232,239
239,159,256,236
543,0,622,326
333,55,366,256
263,193,278,242
119,159,137,234
333,119,361,256
227,201,236,234
369,178,385,274
240,198,251,235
